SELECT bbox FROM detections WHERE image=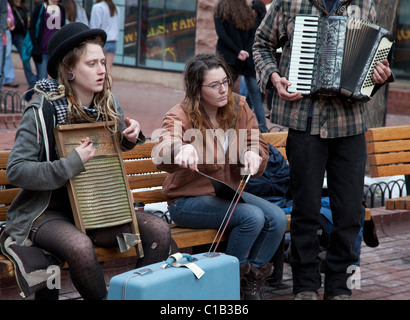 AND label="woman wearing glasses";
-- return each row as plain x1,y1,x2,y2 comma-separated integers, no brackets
153,53,287,300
